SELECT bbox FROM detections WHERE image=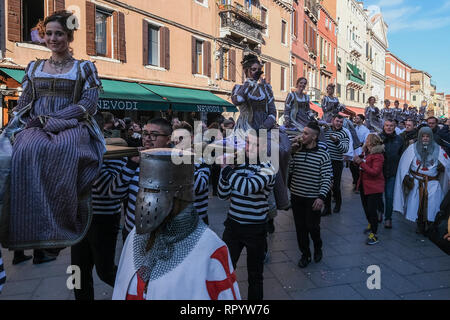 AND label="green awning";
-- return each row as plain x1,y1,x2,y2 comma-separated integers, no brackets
346,63,365,83
349,74,365,85
98,79,169,111
140,83,238,113
0,68,25,83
